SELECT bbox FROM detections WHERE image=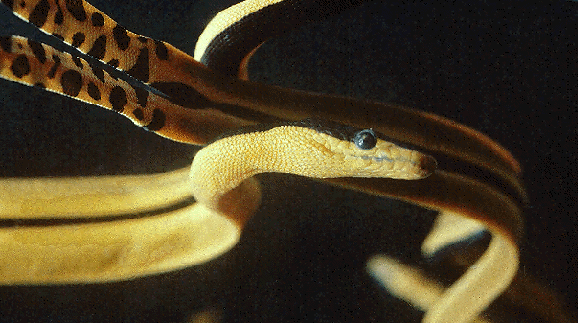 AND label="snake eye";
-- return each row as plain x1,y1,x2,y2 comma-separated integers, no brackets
353,129,377,150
